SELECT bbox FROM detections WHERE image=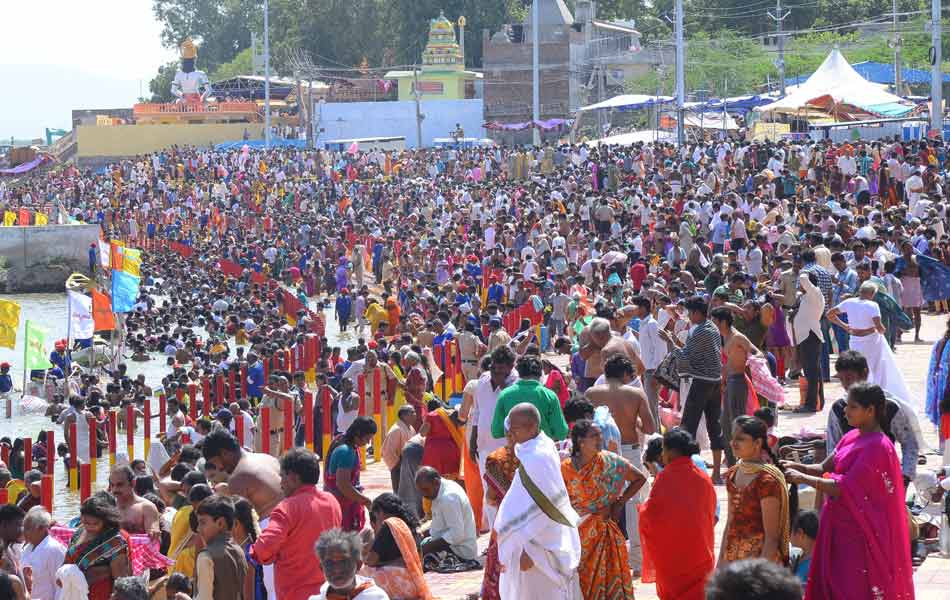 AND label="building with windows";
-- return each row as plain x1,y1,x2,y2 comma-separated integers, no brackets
481,0,667,142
